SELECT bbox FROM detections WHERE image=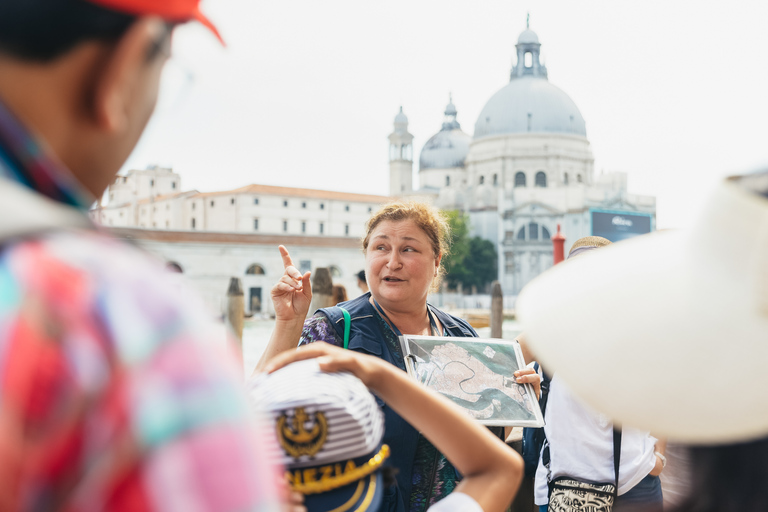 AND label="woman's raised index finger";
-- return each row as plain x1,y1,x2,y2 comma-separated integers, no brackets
279,245,295,268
